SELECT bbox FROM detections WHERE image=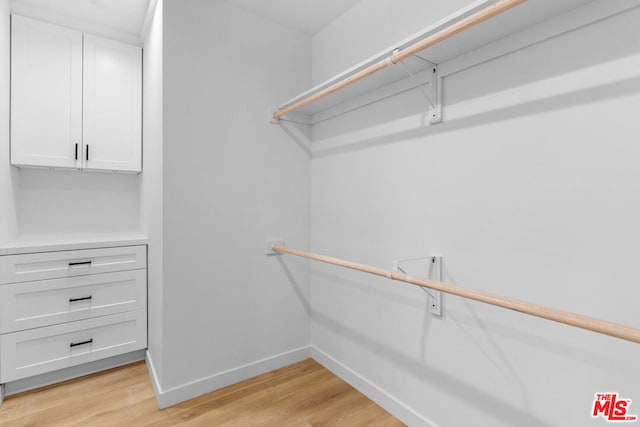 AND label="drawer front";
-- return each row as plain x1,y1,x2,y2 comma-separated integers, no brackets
0,310,147,383
0,270,147,333
0,245,146,284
